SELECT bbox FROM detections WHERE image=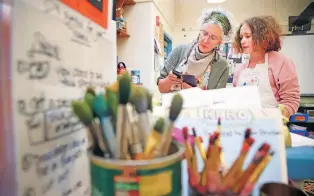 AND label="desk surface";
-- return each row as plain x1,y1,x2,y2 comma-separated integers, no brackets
287,134,314,180
291,133,314,147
